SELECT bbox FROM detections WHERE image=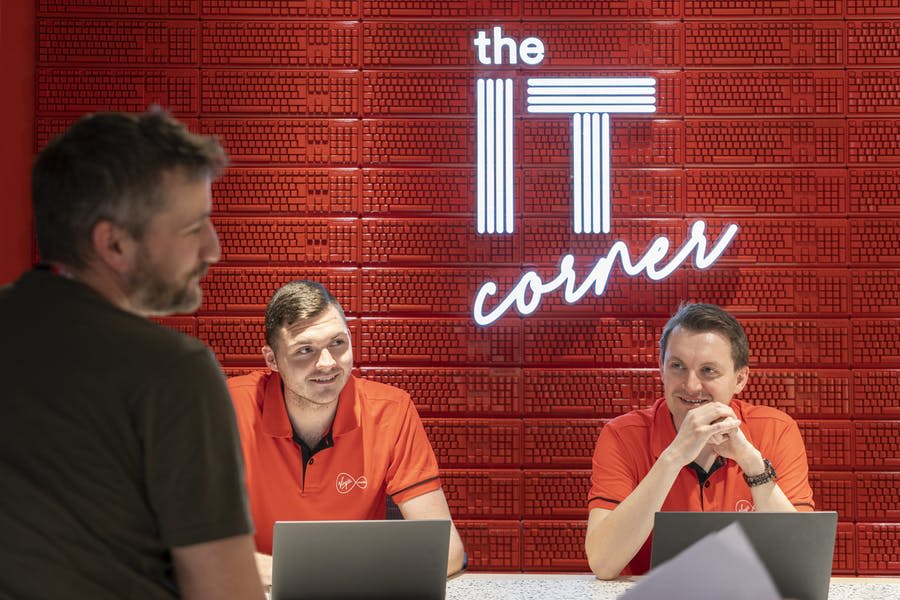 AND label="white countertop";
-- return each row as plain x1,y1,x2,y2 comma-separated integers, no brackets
446,573,900,600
